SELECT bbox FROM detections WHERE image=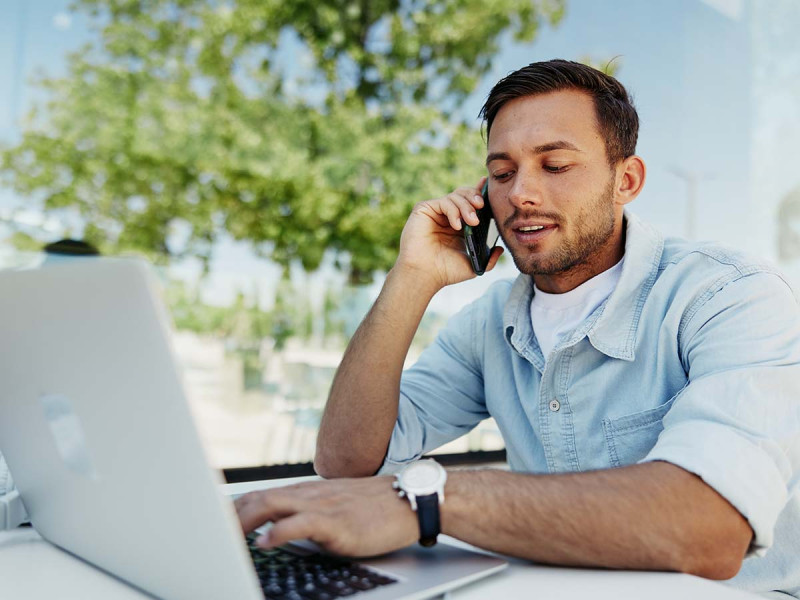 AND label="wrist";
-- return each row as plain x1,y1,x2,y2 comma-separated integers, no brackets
394,459,447,546
439,469,483,538
388,261,444,299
